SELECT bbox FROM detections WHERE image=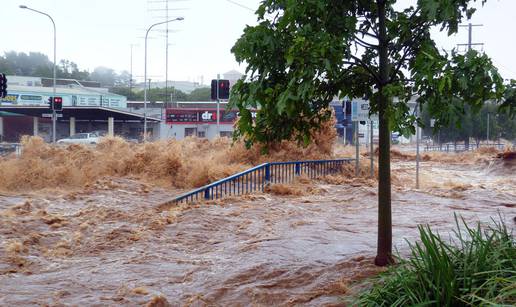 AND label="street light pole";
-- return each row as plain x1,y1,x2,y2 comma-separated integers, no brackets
20,5,57,143
144,17,184,142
